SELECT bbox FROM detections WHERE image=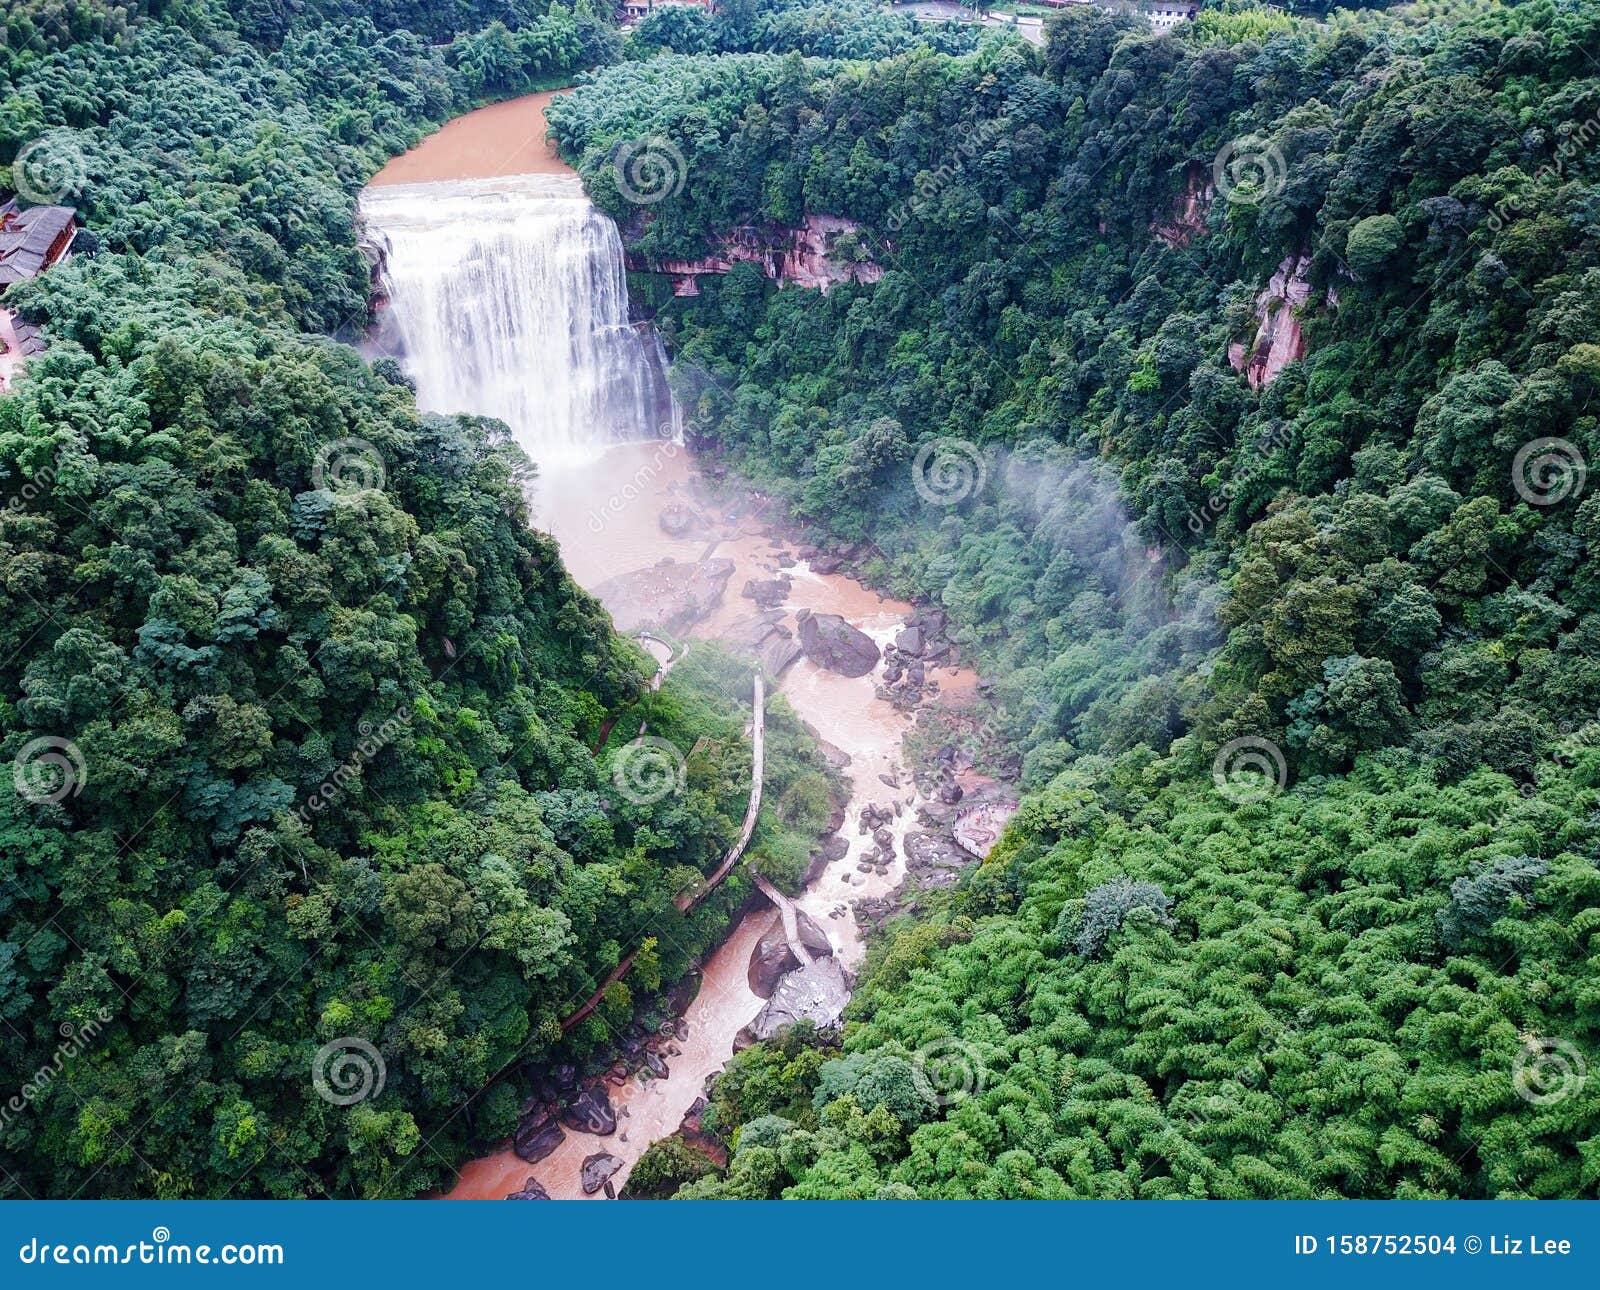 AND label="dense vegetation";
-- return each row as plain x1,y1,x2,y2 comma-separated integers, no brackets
0,0,844,1199
551,0,1600,1197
